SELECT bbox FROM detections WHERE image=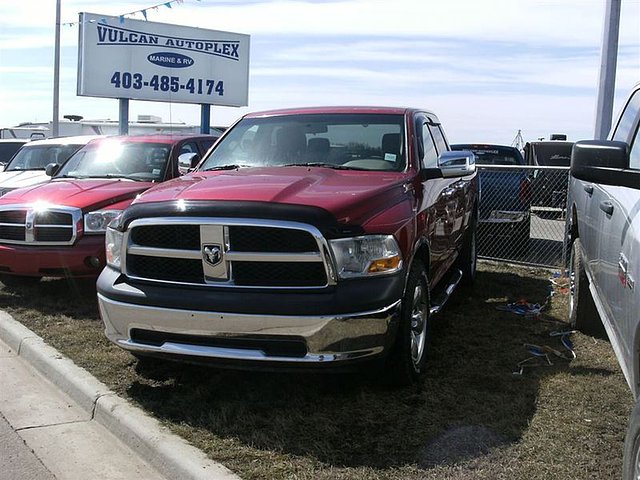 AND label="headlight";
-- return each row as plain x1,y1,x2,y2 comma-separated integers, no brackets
329,235,402,279
84,210,123,233
105,227,124,270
